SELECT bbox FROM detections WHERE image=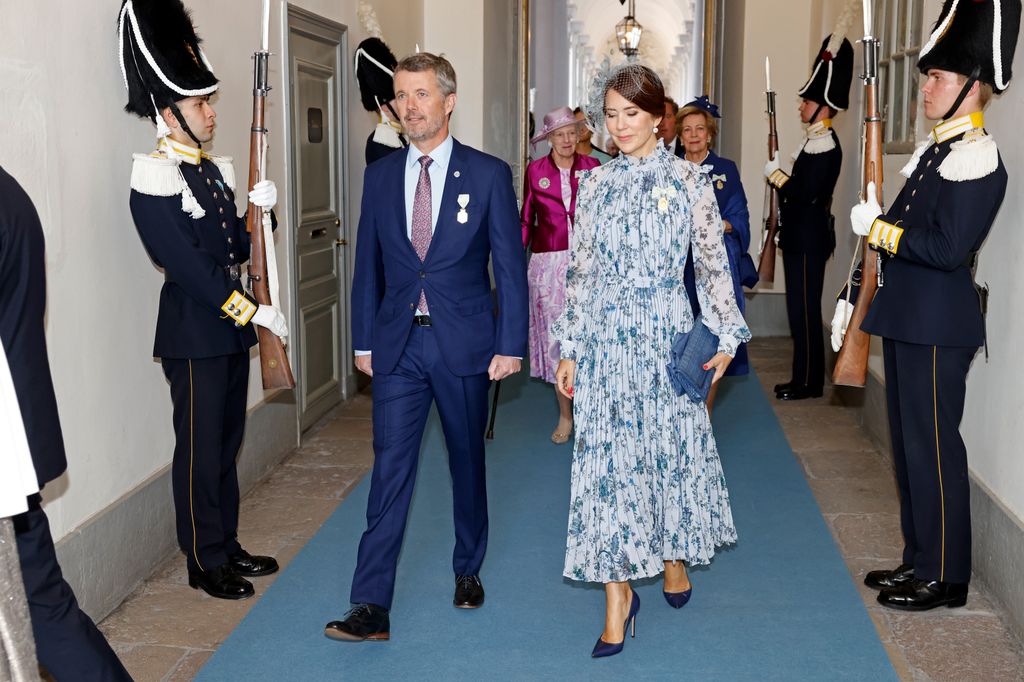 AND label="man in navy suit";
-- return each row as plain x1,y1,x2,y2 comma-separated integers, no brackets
325,52,528,642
